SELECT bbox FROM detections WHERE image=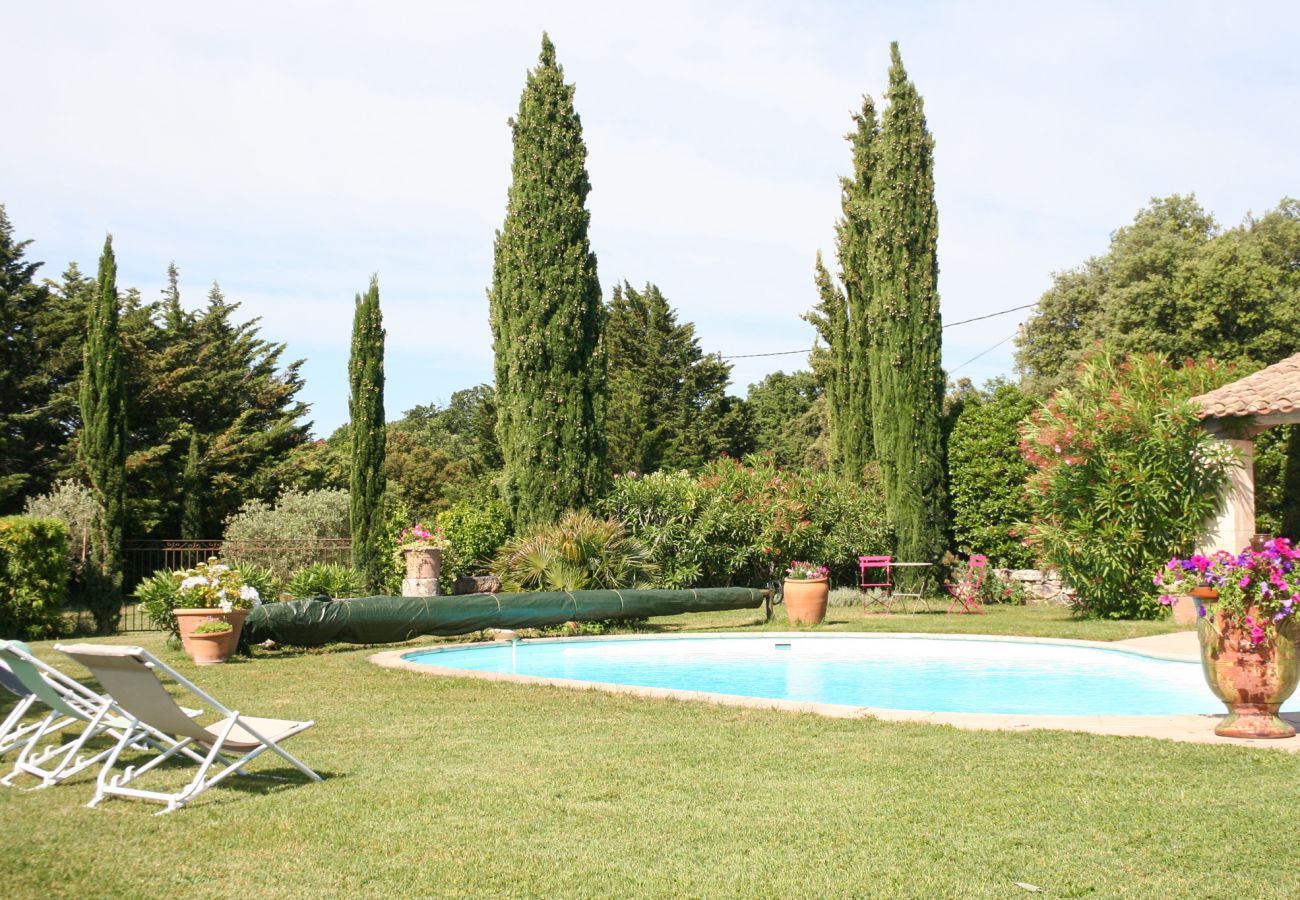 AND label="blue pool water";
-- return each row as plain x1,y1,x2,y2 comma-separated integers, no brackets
403,635,1300,717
